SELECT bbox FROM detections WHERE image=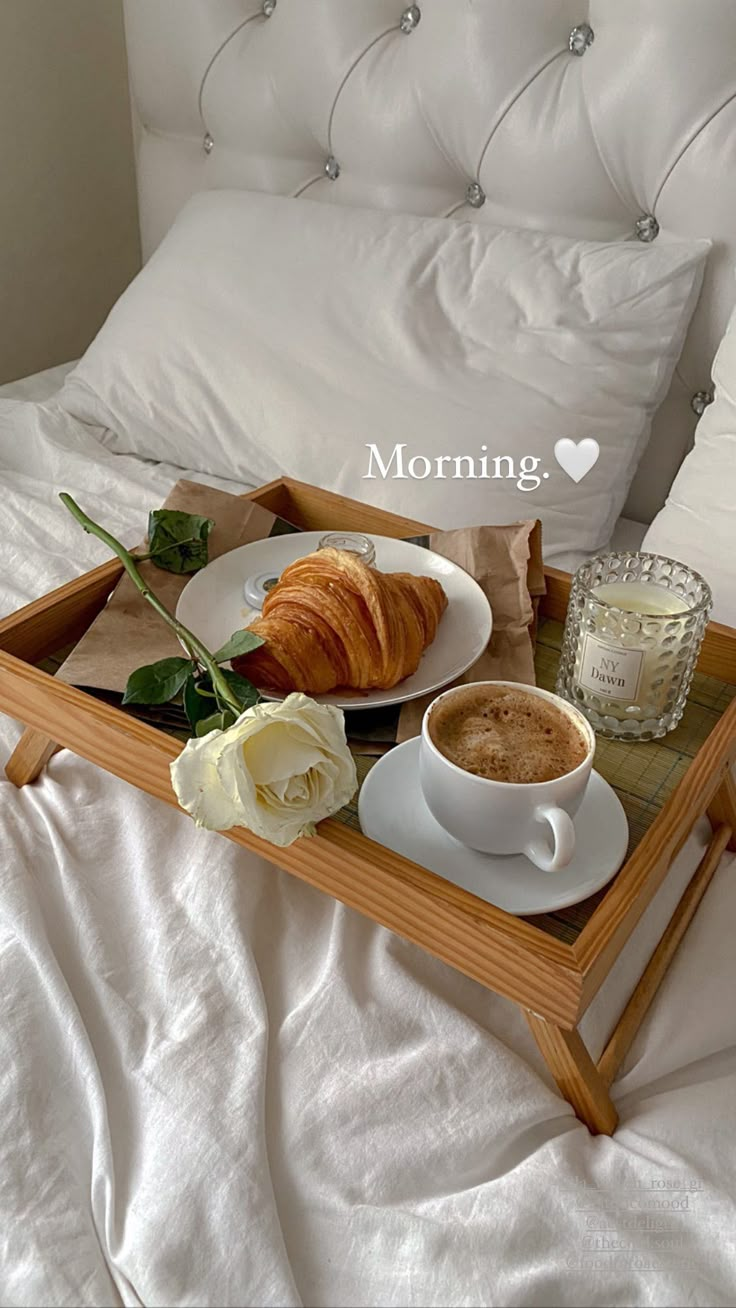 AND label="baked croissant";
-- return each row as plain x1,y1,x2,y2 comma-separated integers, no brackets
232,547,448,694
